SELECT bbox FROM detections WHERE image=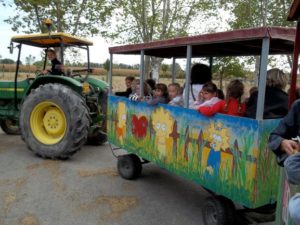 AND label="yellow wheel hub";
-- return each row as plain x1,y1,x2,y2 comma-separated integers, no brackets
30,101,67,145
